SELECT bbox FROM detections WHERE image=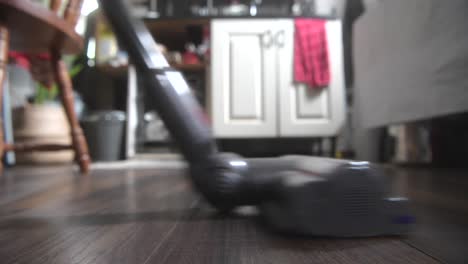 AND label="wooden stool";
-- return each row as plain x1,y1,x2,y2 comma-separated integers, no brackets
0,0,90,173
